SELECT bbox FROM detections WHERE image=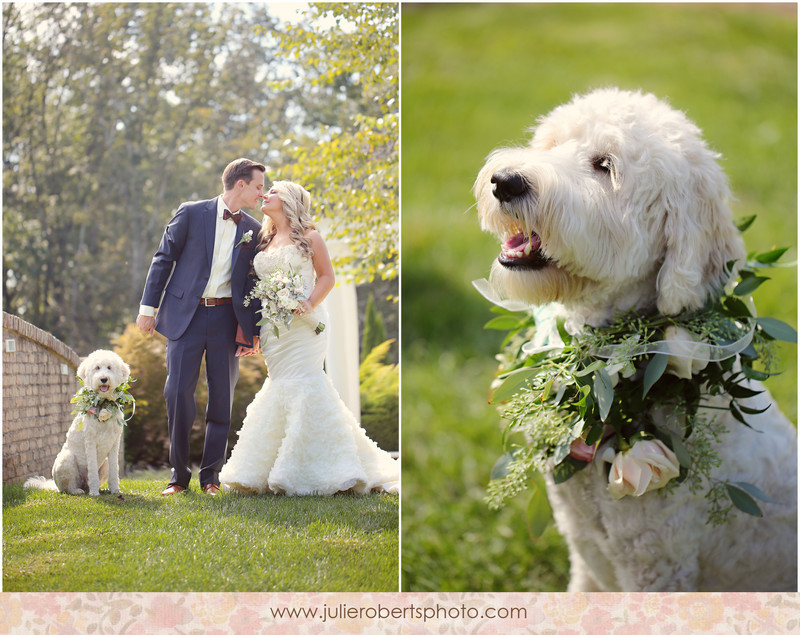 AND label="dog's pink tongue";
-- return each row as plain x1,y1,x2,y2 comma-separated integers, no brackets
99,385,109,393
502,232,541,257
